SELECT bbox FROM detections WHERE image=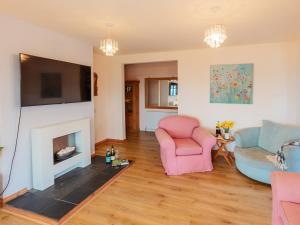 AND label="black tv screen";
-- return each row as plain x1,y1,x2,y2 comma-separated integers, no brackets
20,53,91,107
